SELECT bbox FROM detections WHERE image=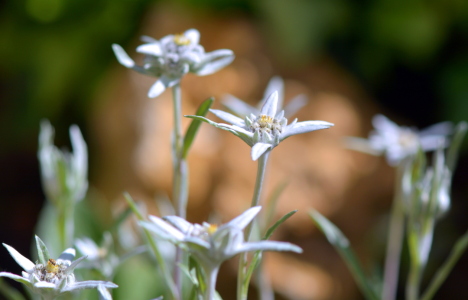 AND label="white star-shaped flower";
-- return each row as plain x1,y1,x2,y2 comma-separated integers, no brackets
112,28,234,98
140,206,302,270
0,237,117,300
186,91,334,160
347,114,452,166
